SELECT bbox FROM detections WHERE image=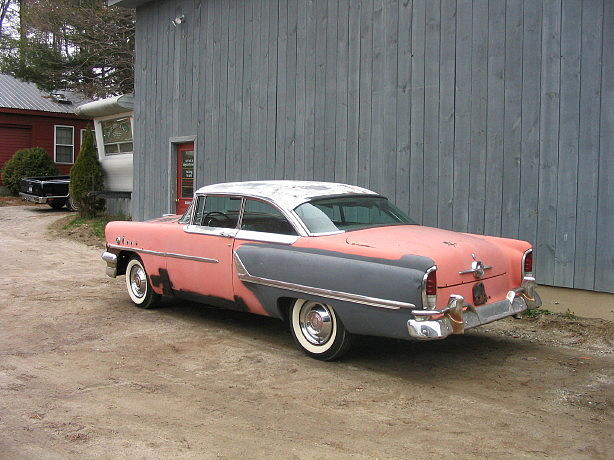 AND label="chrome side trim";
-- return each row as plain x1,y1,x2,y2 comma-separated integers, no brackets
184,224,239,238
234,229,300,245
233,251,415,310
107,244,219,264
